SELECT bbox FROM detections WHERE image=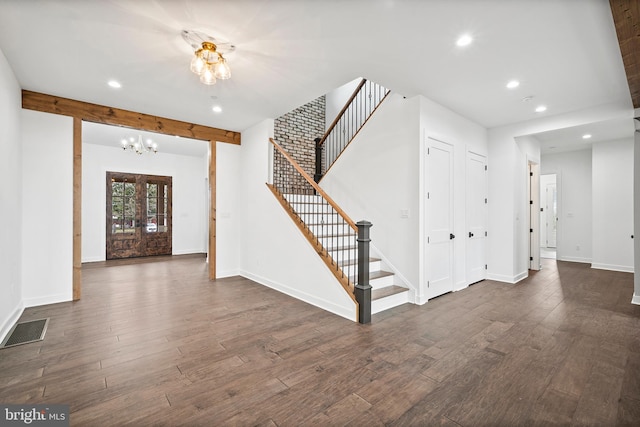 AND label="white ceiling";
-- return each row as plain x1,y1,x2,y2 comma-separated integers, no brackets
0,0,634,150
83,121,208,157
